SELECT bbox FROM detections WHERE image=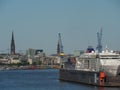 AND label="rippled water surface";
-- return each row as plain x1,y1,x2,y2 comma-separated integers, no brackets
0,69,119,90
